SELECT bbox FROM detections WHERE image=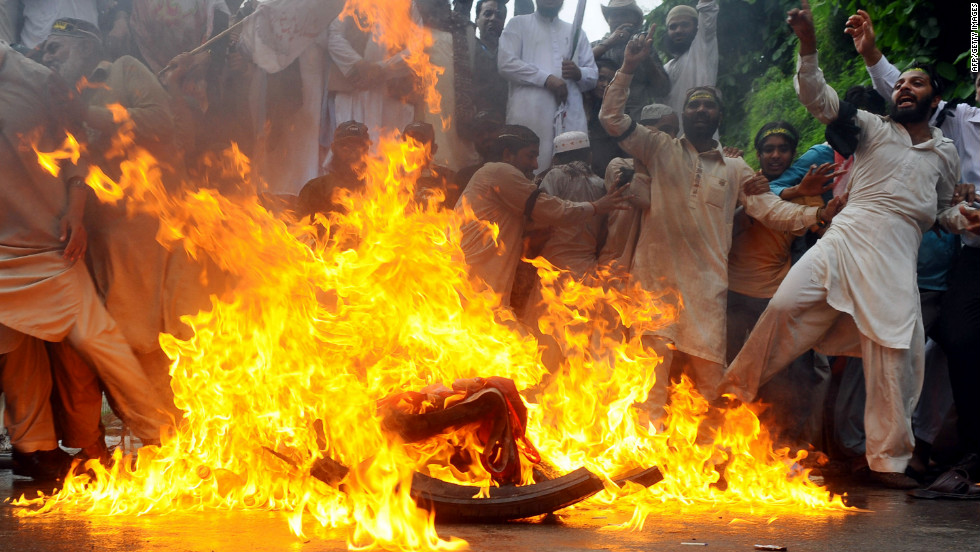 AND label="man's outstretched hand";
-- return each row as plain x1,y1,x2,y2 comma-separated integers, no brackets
787,0,816,56
844,9,882,66
960,204,980,234
621,25,655,75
